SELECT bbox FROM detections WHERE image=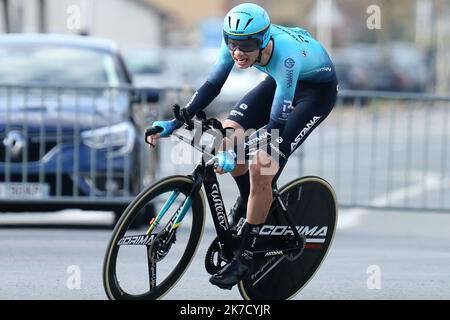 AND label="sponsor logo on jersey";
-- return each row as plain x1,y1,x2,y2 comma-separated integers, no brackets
230,110,244,117
315,67,332,73
269,143,286,159
239,103,248,110
290,116,321,151
284,58,295,69
286,69,294,88
273,25,310,44
244,131,271,148
282,100,294,113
